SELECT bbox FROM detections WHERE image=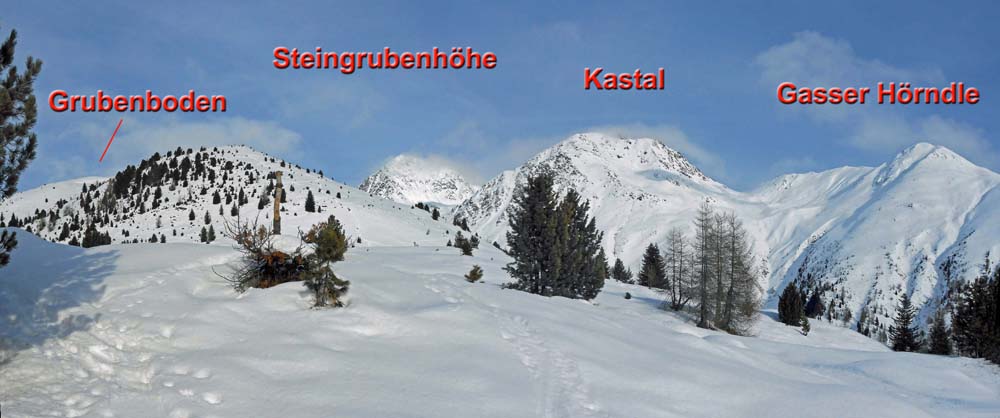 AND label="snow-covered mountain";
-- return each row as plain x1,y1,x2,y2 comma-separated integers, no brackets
454,133,1000,342
0,145,458,249
4,136,999,344
359,154,478,206
453,133,734,267
753,143,1000,341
